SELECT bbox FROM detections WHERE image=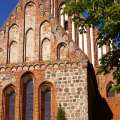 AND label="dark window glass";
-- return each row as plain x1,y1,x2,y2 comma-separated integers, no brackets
64,21,68,31
23,79,33,120
41,85,51,120
8,92,15,120
4,87,15,120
